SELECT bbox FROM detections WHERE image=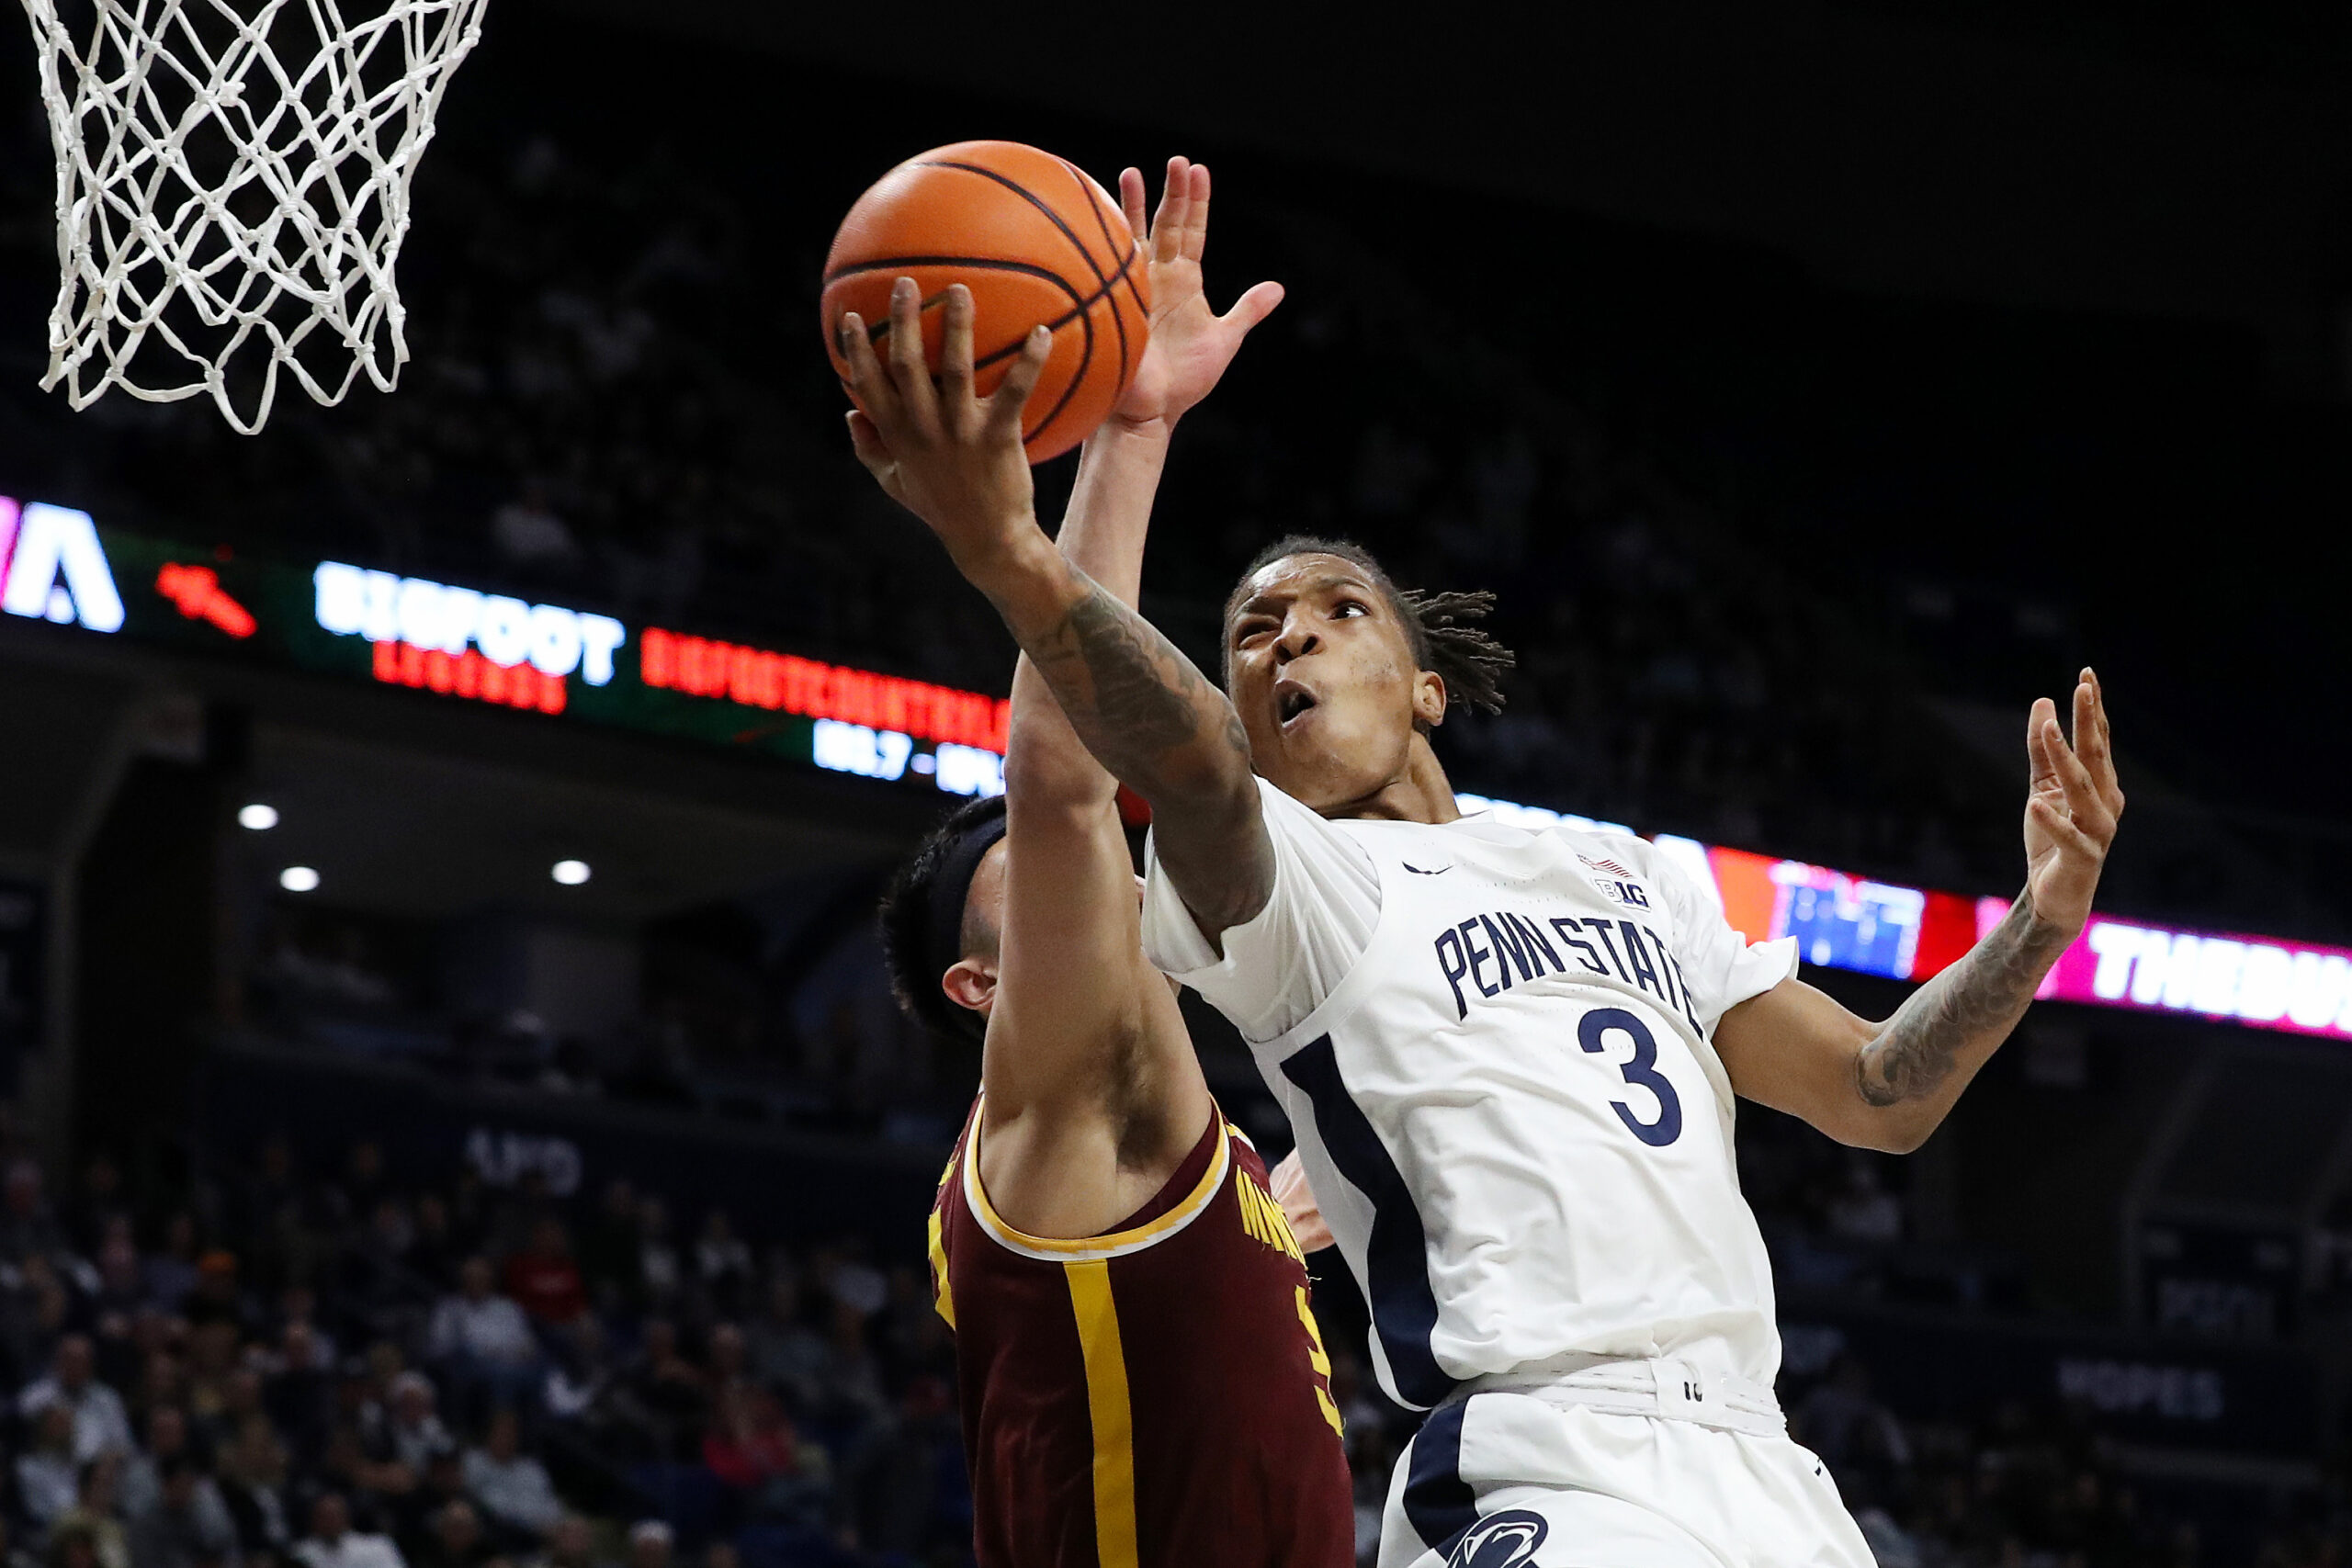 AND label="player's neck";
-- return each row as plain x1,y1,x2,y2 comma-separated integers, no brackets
1320,736,1460,824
